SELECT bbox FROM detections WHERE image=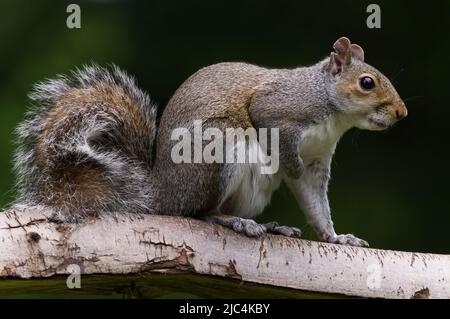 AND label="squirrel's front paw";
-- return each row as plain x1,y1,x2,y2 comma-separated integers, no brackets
323,233,369,247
